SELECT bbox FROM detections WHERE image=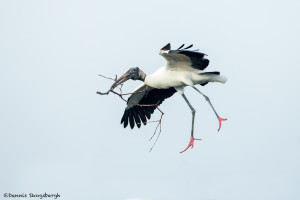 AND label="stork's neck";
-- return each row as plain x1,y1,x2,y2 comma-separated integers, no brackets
139,71,147,82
